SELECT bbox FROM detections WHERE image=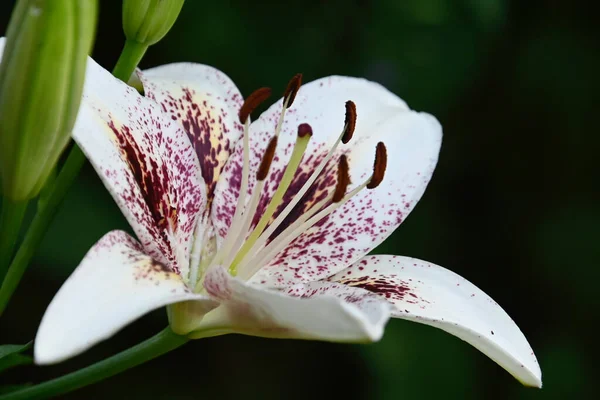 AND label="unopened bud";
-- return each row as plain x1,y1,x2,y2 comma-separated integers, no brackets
0,0,98,200
123,0,185,46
